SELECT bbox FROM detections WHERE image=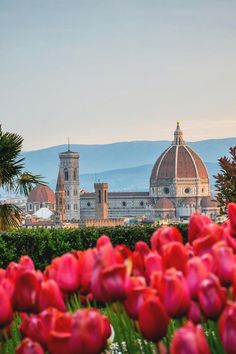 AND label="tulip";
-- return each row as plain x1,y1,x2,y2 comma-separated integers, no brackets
159,268,190,318
45,253,80,293
144,251,162,283
186,257,209,300
170,321,210,354
13,271,40,313
198,273,227,320
187,301,201,324
96,235,111,249
138,295,169,342
124,278,156,320
192,232,220,257
78,249,97,294
48,309,110,354
151,226,183,253
0,285,13,328
188,213,212,244
19,256,35,271
212,242,235,286
219,301,236,354
16,338,44,354
37,280,66,312
228,202,236,237
162,242,188,274
20,308,66,349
